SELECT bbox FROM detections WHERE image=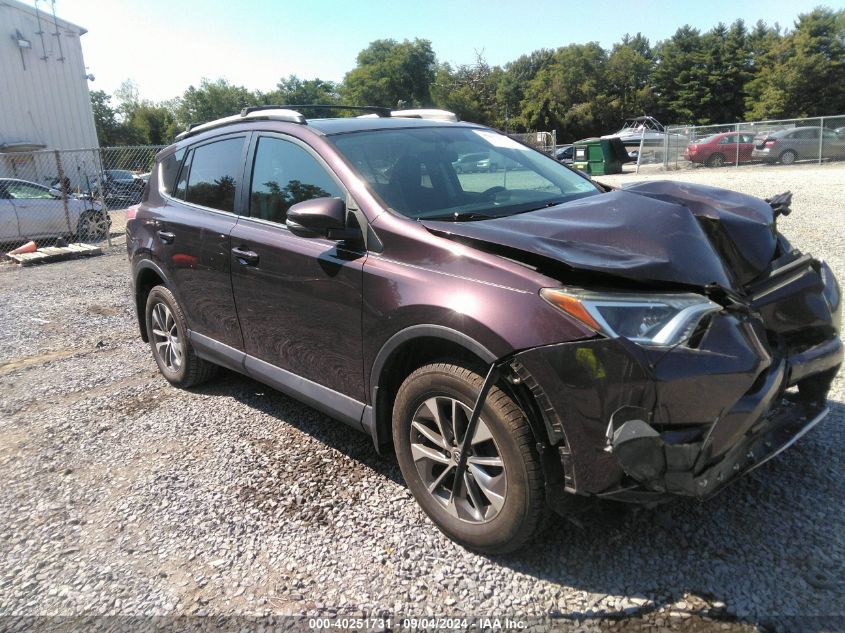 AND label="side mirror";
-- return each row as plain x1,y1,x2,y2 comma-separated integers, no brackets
286,197,355,240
